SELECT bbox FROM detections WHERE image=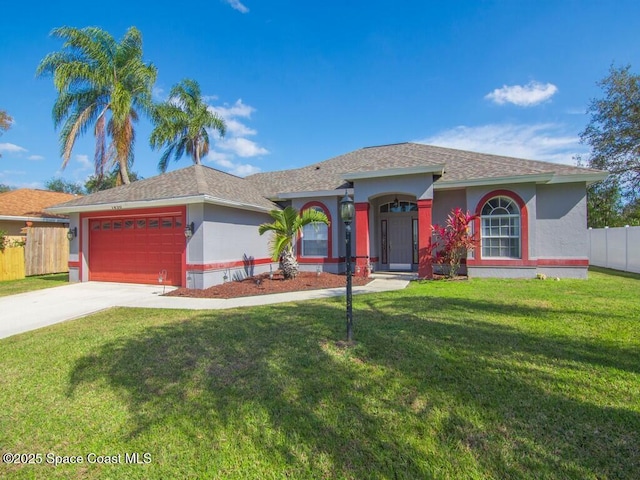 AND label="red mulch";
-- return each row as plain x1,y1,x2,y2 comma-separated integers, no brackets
164,271,372,299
